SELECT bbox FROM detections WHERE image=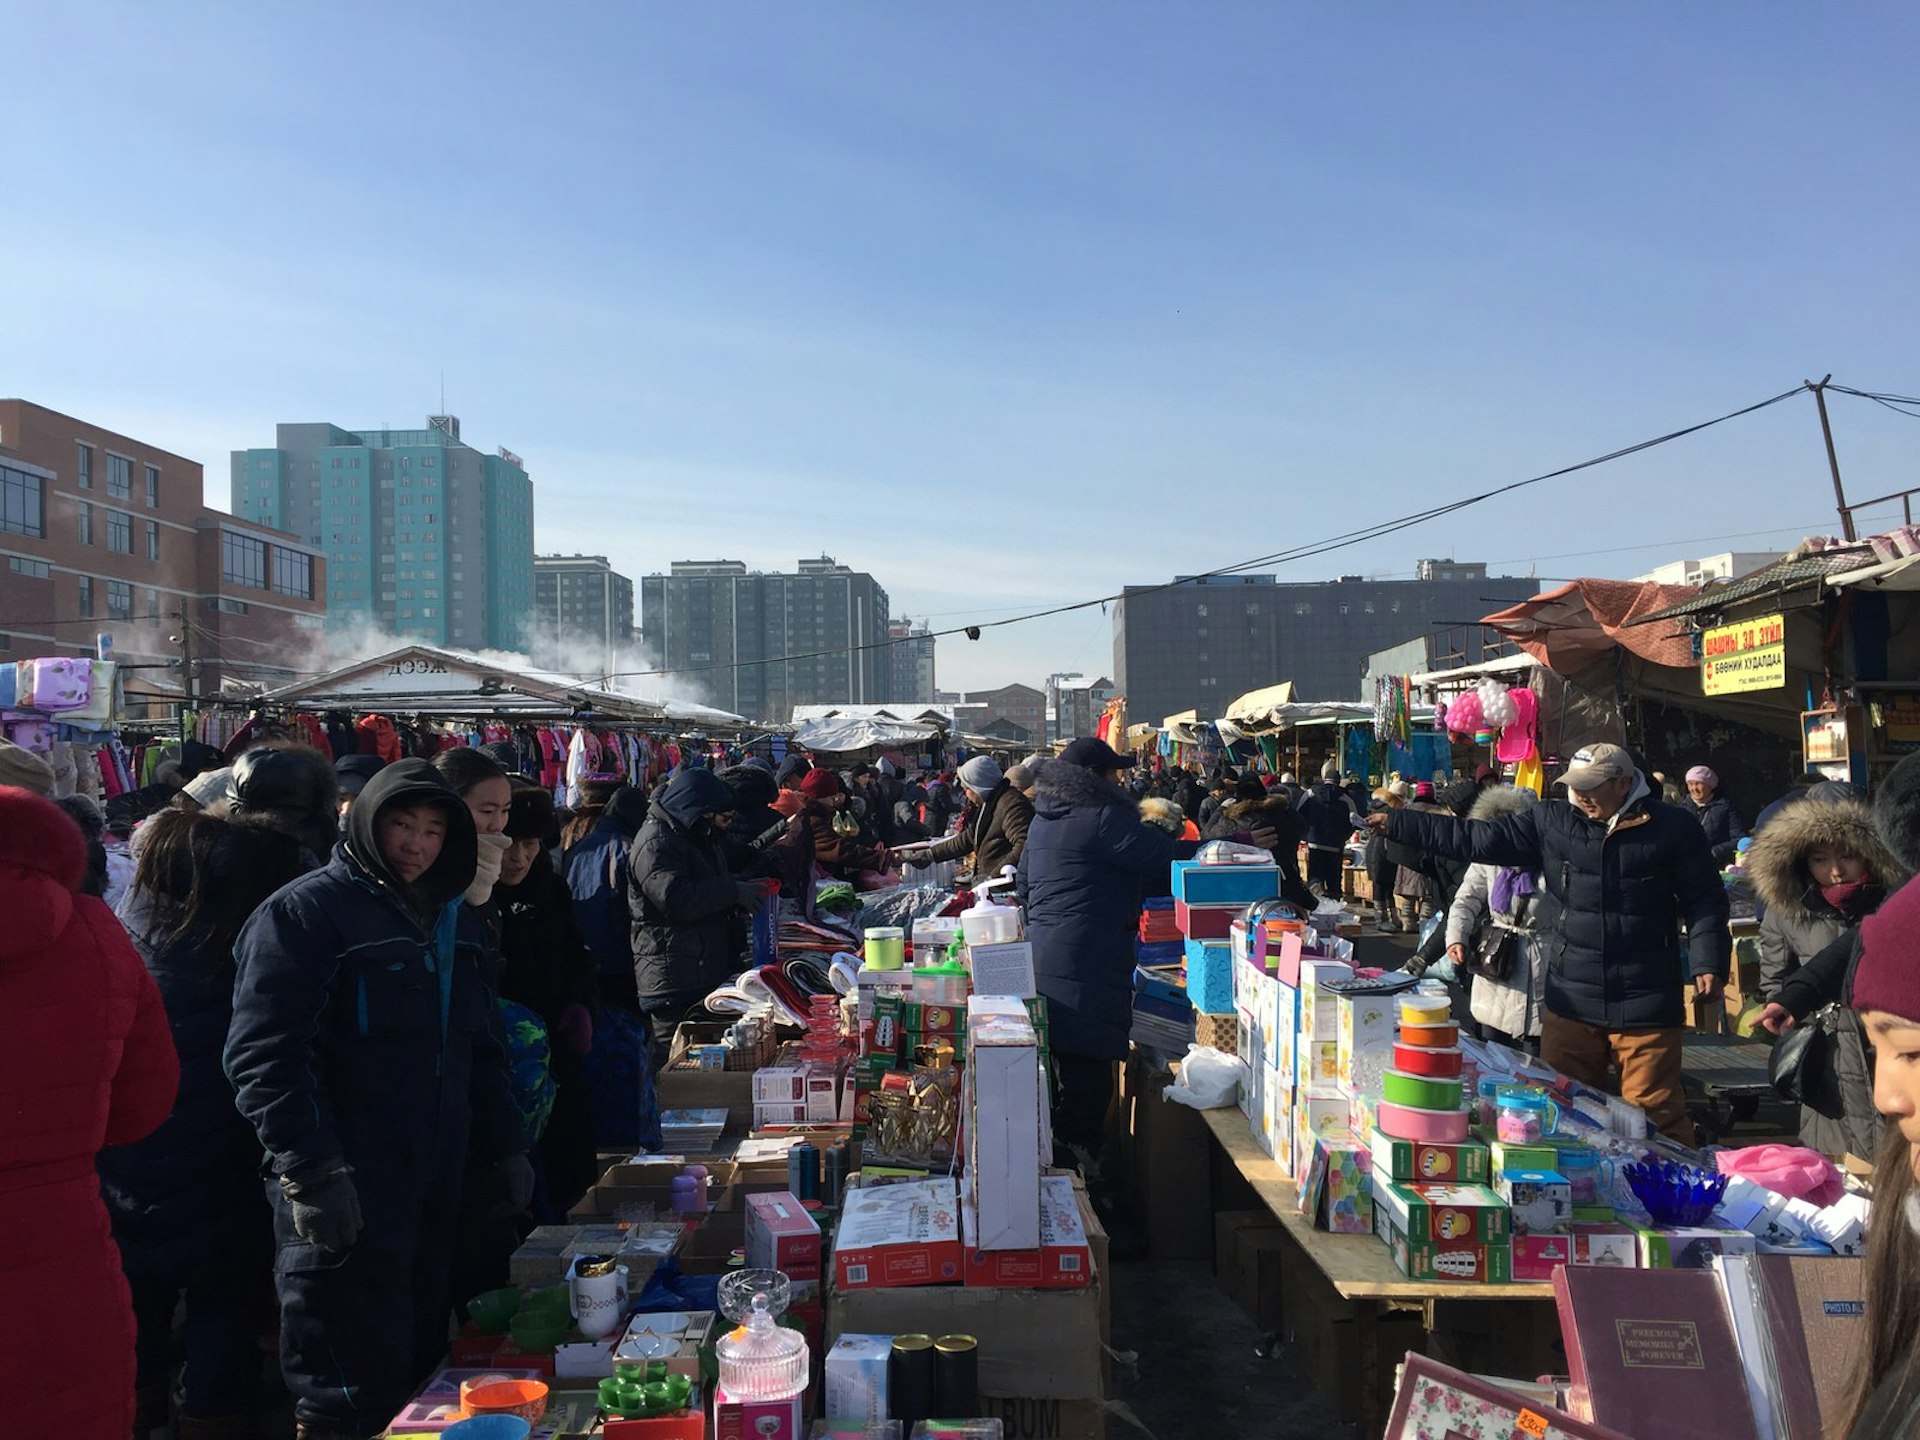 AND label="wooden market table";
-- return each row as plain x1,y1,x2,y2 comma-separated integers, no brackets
1201,1106,1557,1435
